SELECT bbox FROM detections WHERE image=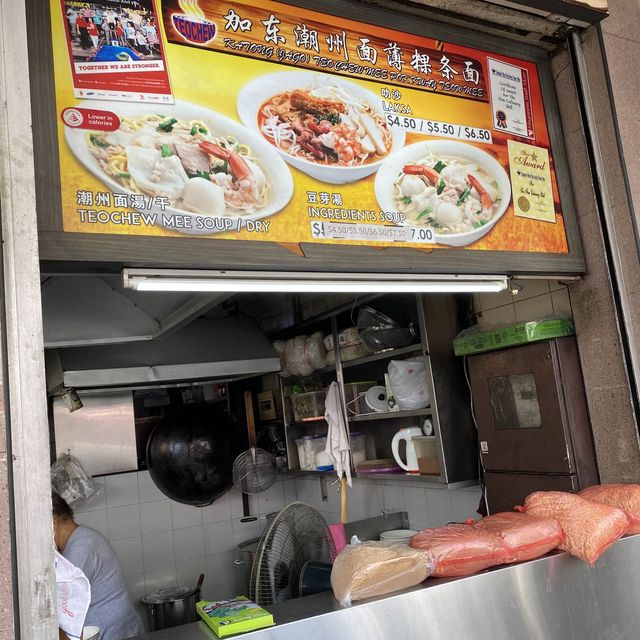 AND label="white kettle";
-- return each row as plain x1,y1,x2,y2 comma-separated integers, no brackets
391,427,423,473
